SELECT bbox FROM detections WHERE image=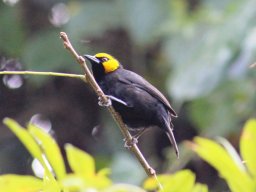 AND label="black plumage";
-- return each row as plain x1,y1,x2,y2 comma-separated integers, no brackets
84,53,179,157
